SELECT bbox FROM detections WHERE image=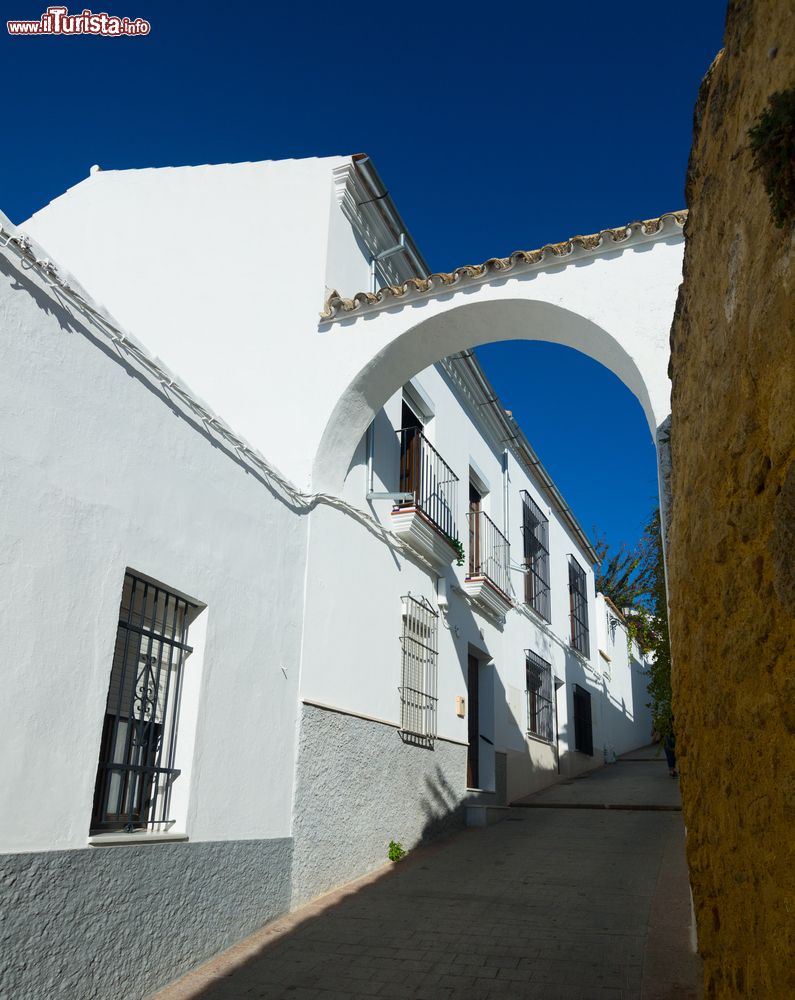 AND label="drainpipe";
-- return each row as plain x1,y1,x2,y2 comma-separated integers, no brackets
366,422,374,494
352,154,429,280
370,234,408,293
502,449,510,538
365,419,412,502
